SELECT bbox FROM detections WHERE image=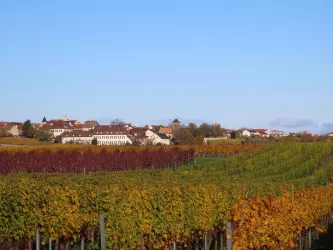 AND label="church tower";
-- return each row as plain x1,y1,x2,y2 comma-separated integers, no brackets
171,119,181,135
